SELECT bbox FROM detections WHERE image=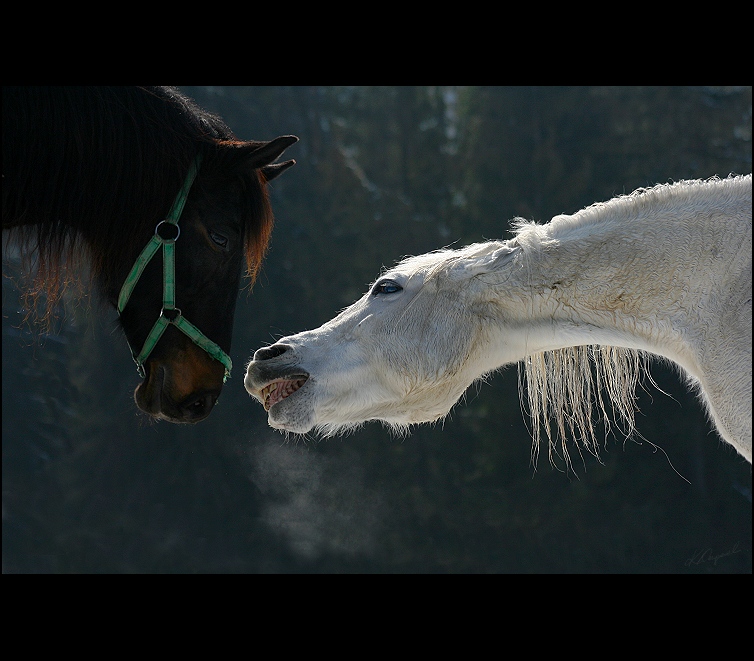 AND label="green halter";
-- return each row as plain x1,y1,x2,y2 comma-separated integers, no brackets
117,155,232,381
